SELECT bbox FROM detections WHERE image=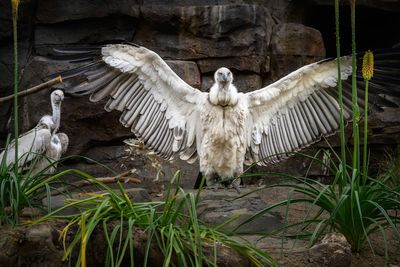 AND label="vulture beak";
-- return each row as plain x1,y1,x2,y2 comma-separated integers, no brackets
222,73,229,82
